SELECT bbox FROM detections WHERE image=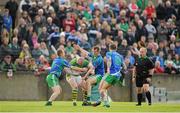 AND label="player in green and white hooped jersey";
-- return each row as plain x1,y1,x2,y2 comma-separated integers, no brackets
66,57,94,106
